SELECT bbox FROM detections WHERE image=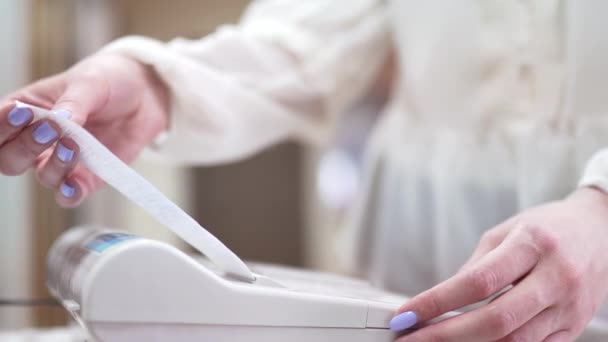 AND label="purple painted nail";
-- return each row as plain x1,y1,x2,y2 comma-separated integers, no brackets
7,107,33,127
32,122,58,144
56,143,74,163
60,183,75,198
52,109,72,120
390,311,418,332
